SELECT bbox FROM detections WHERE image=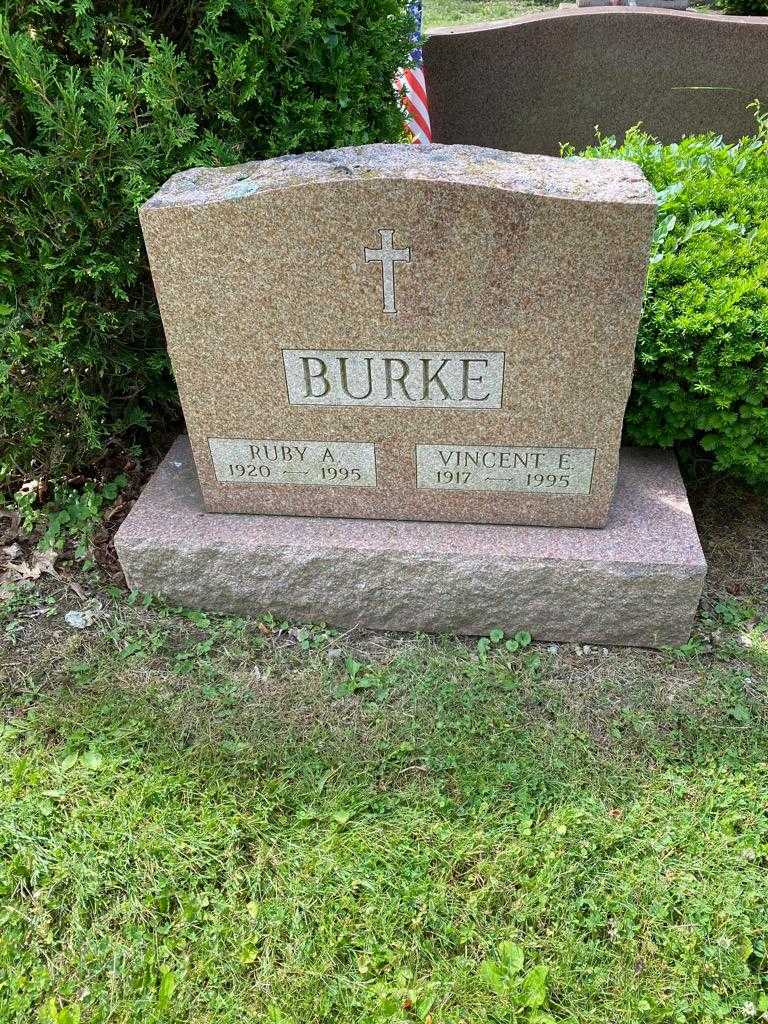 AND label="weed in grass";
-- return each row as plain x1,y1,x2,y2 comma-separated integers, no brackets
478,941,555,1022
477,627,533,662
